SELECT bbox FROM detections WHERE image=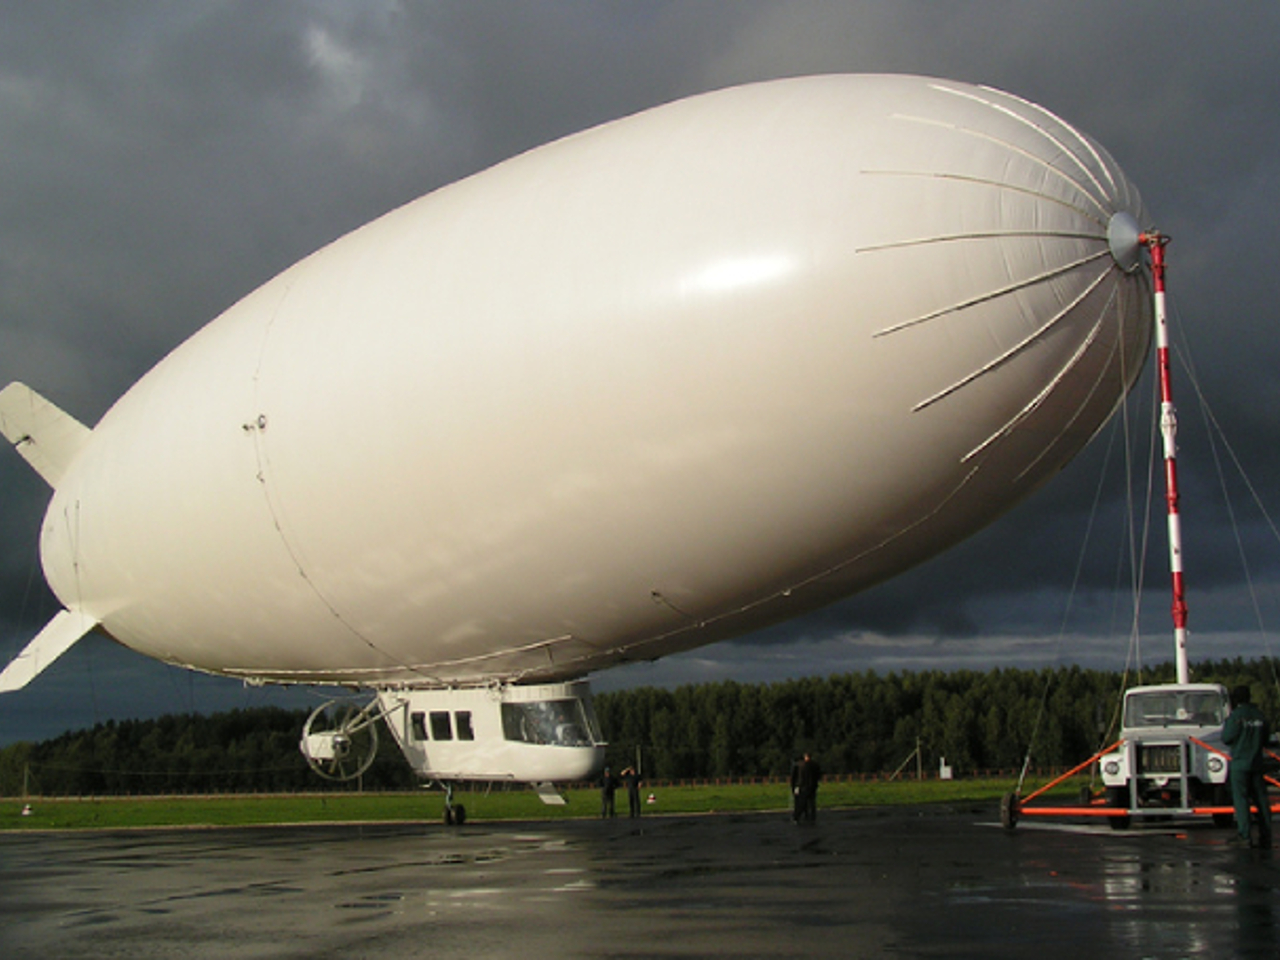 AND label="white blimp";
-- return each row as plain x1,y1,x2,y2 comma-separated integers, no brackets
2,74,1153,810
